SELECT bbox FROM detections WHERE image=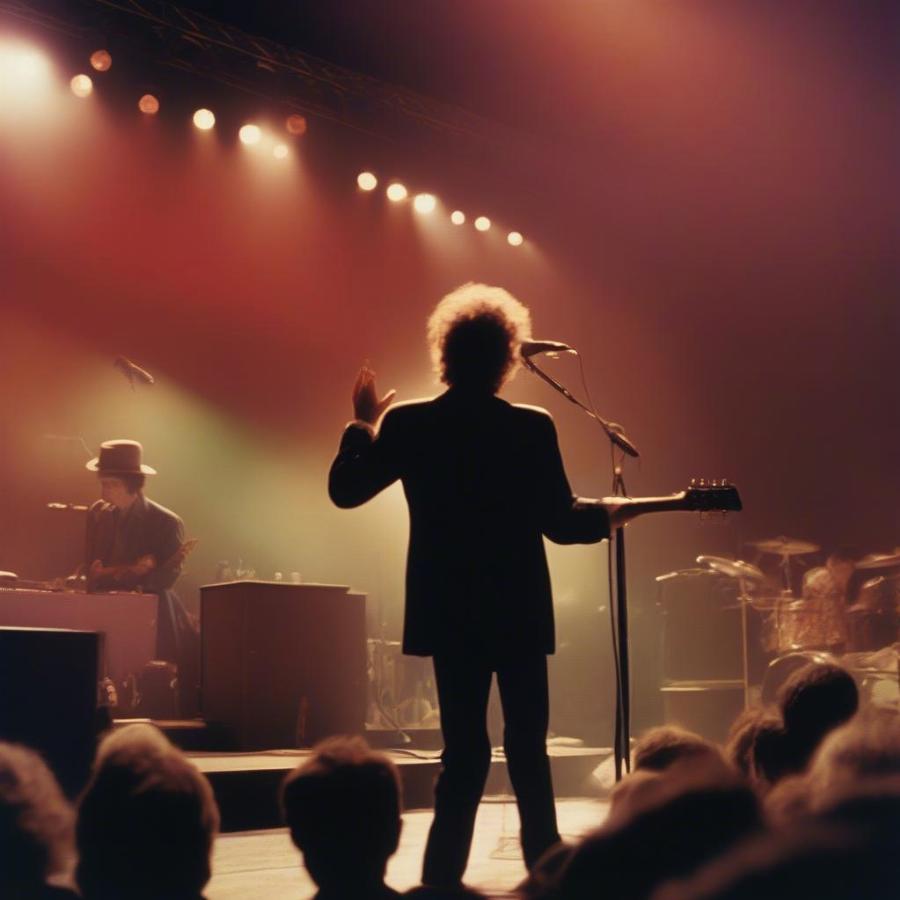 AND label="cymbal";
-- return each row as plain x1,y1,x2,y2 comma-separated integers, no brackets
856,552,900,571
748,536,820,556
696,555,766,581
